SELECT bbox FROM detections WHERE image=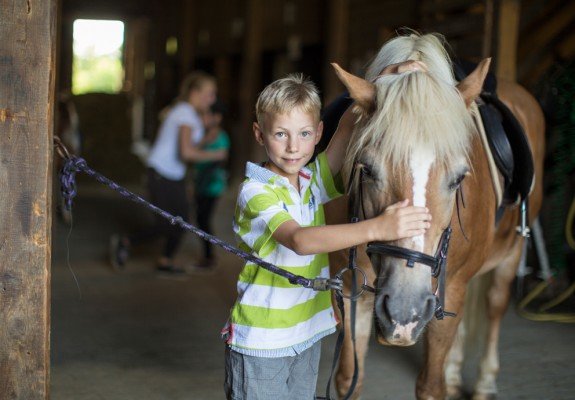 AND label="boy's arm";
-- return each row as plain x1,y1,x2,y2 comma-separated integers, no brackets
272,200,430,255
179,126,227,162
324,106,355,177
